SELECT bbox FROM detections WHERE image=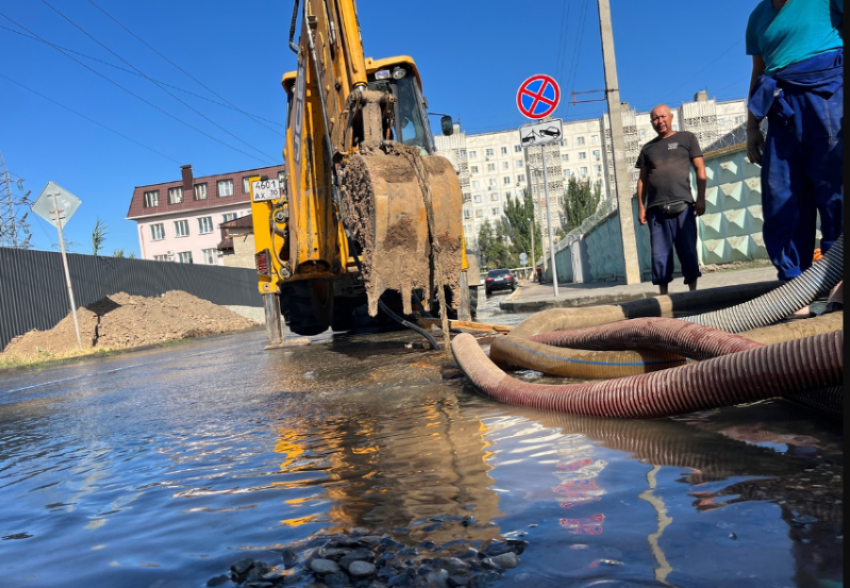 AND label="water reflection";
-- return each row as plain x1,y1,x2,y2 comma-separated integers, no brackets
514,404,843,587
